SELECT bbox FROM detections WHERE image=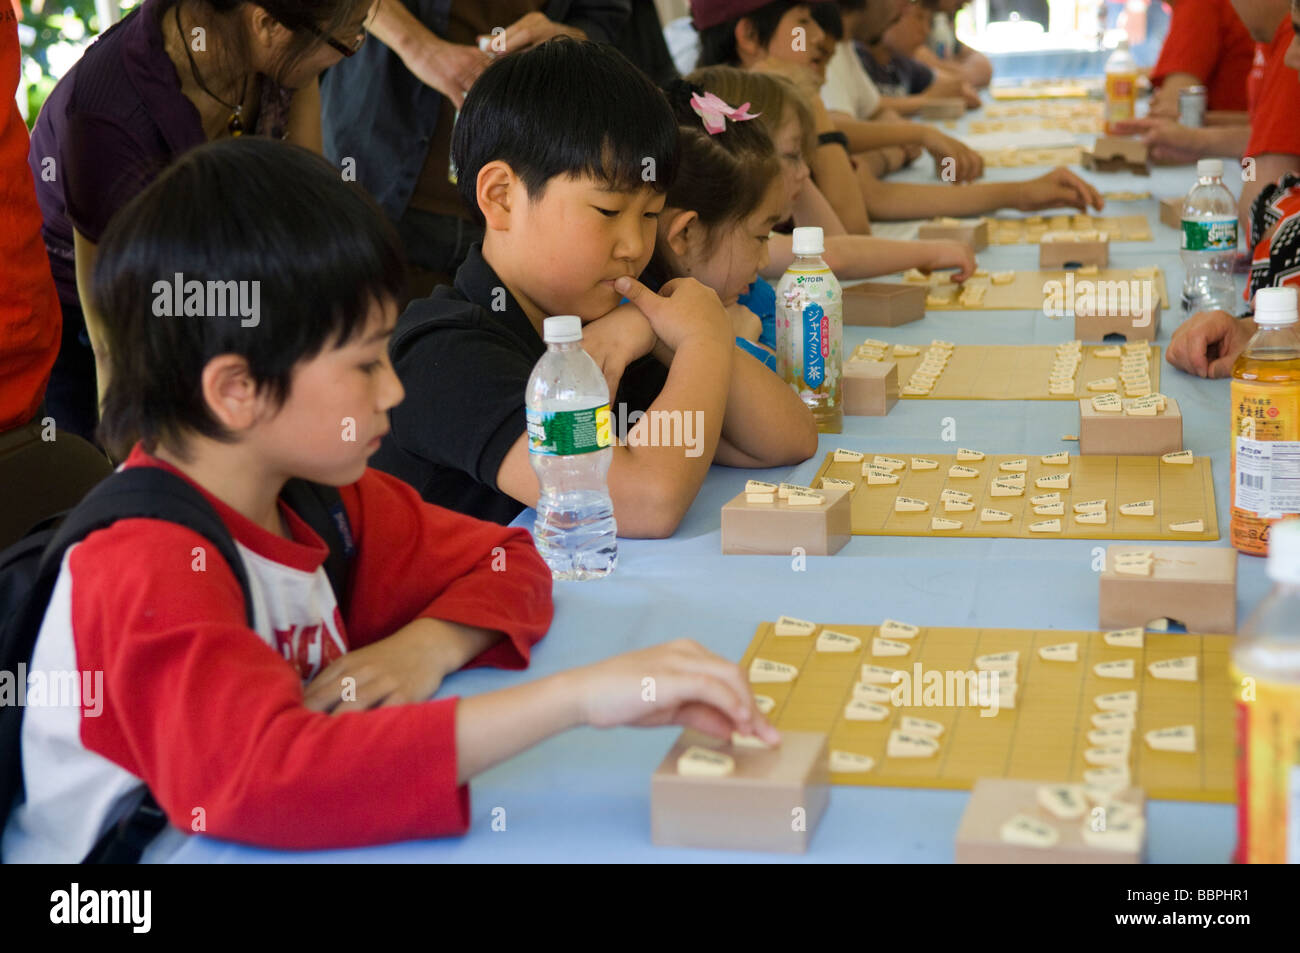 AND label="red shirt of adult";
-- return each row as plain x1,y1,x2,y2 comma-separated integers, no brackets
1246,19,1300,160
1150,0,1254,112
